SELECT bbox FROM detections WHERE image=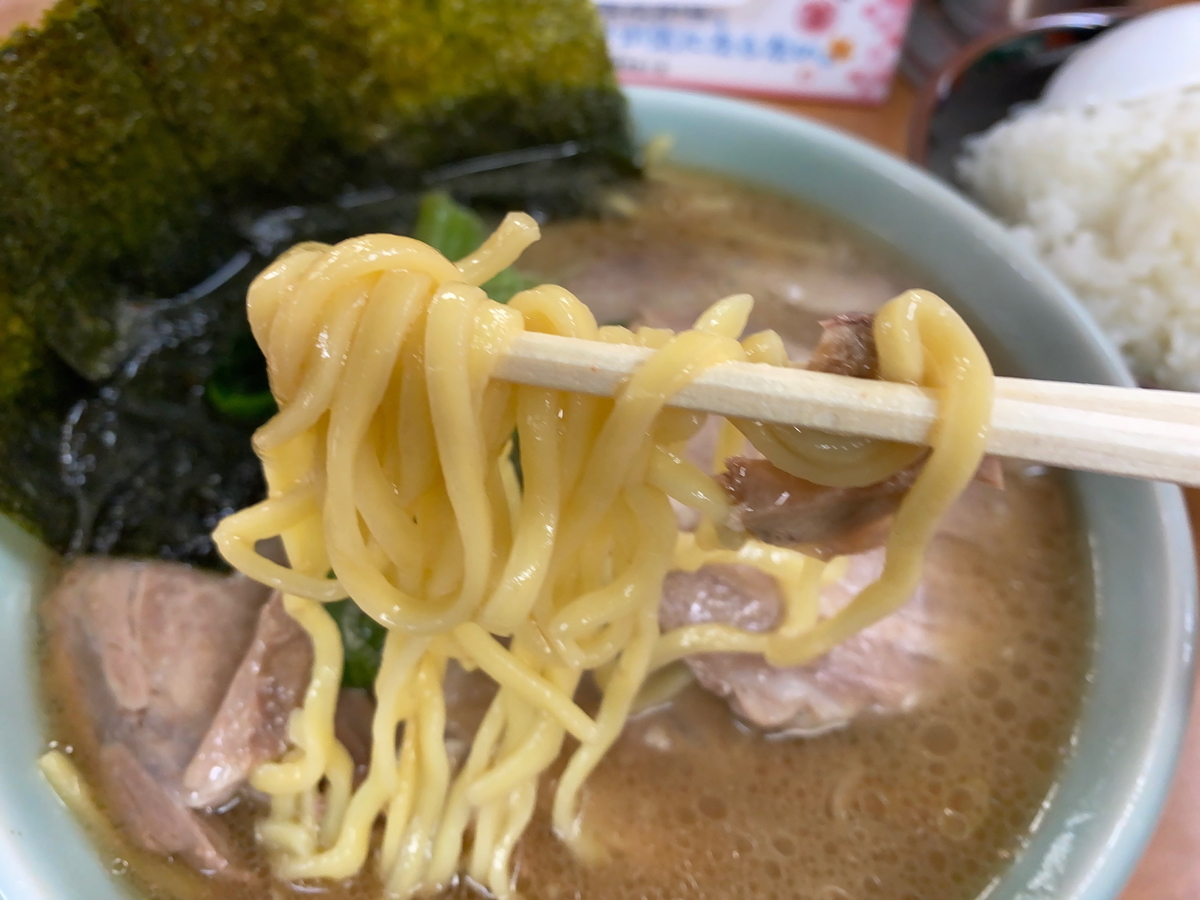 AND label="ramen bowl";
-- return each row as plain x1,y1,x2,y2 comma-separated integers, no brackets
0,87,1193,900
